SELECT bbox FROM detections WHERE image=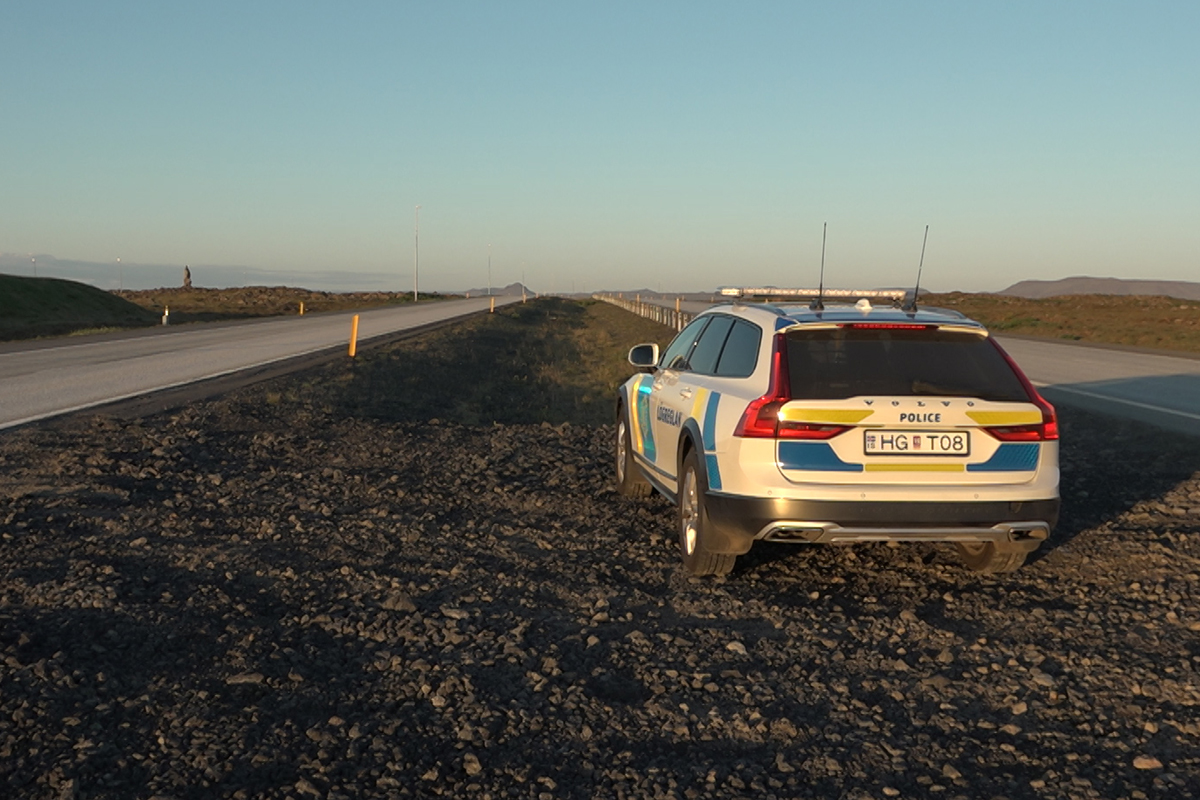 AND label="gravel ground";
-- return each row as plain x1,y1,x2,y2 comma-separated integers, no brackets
3,333,1200,799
